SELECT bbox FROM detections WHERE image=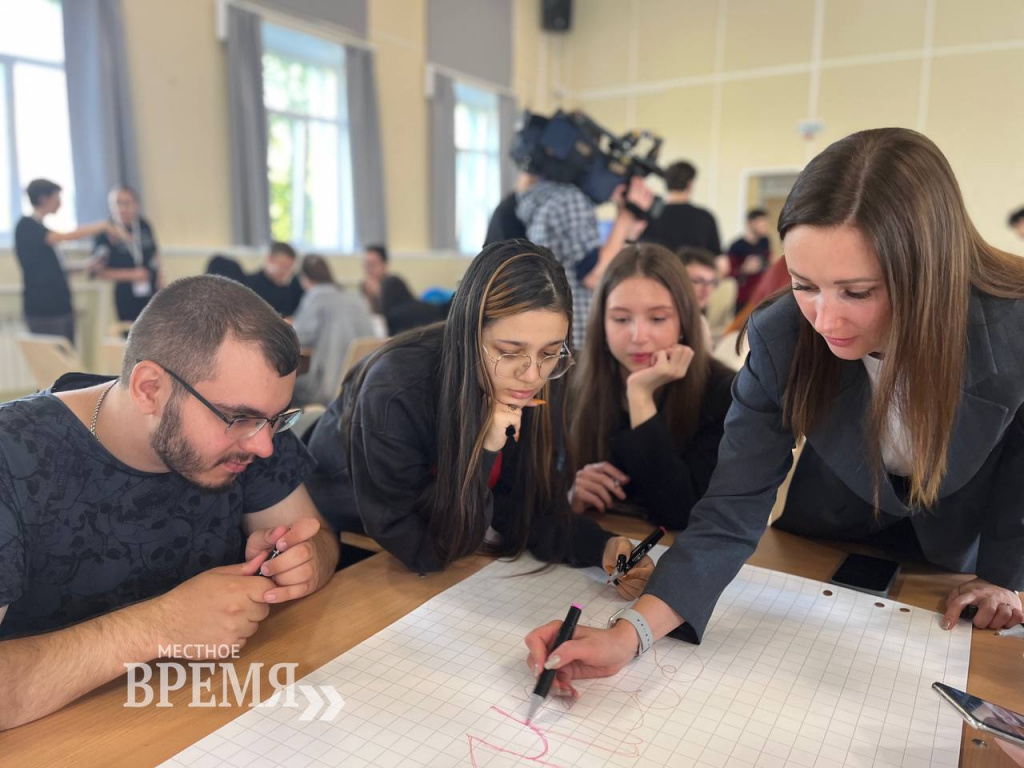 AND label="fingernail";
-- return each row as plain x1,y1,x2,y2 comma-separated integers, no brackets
533,663,540,675
941,619,952,630
543,655,561,670
260,566,269,576
265,592,278,602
